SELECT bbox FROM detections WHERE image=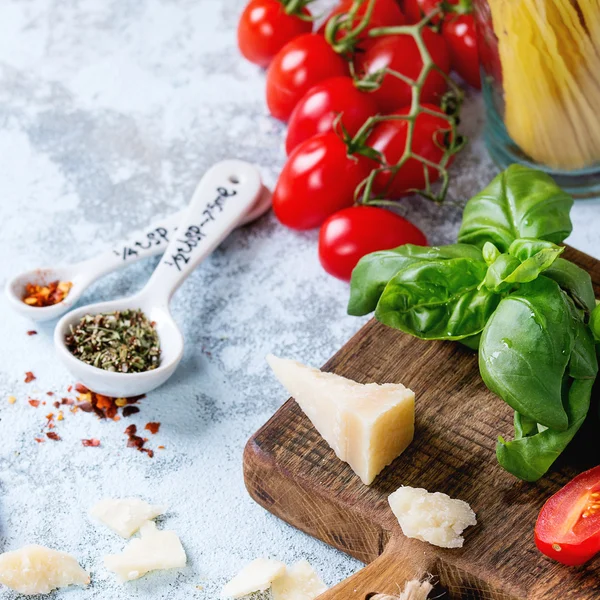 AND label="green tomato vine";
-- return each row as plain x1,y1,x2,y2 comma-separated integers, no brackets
325,0,467,205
